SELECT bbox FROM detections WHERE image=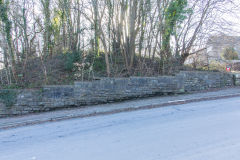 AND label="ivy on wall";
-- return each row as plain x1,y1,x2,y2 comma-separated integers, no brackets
0,90,17,107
